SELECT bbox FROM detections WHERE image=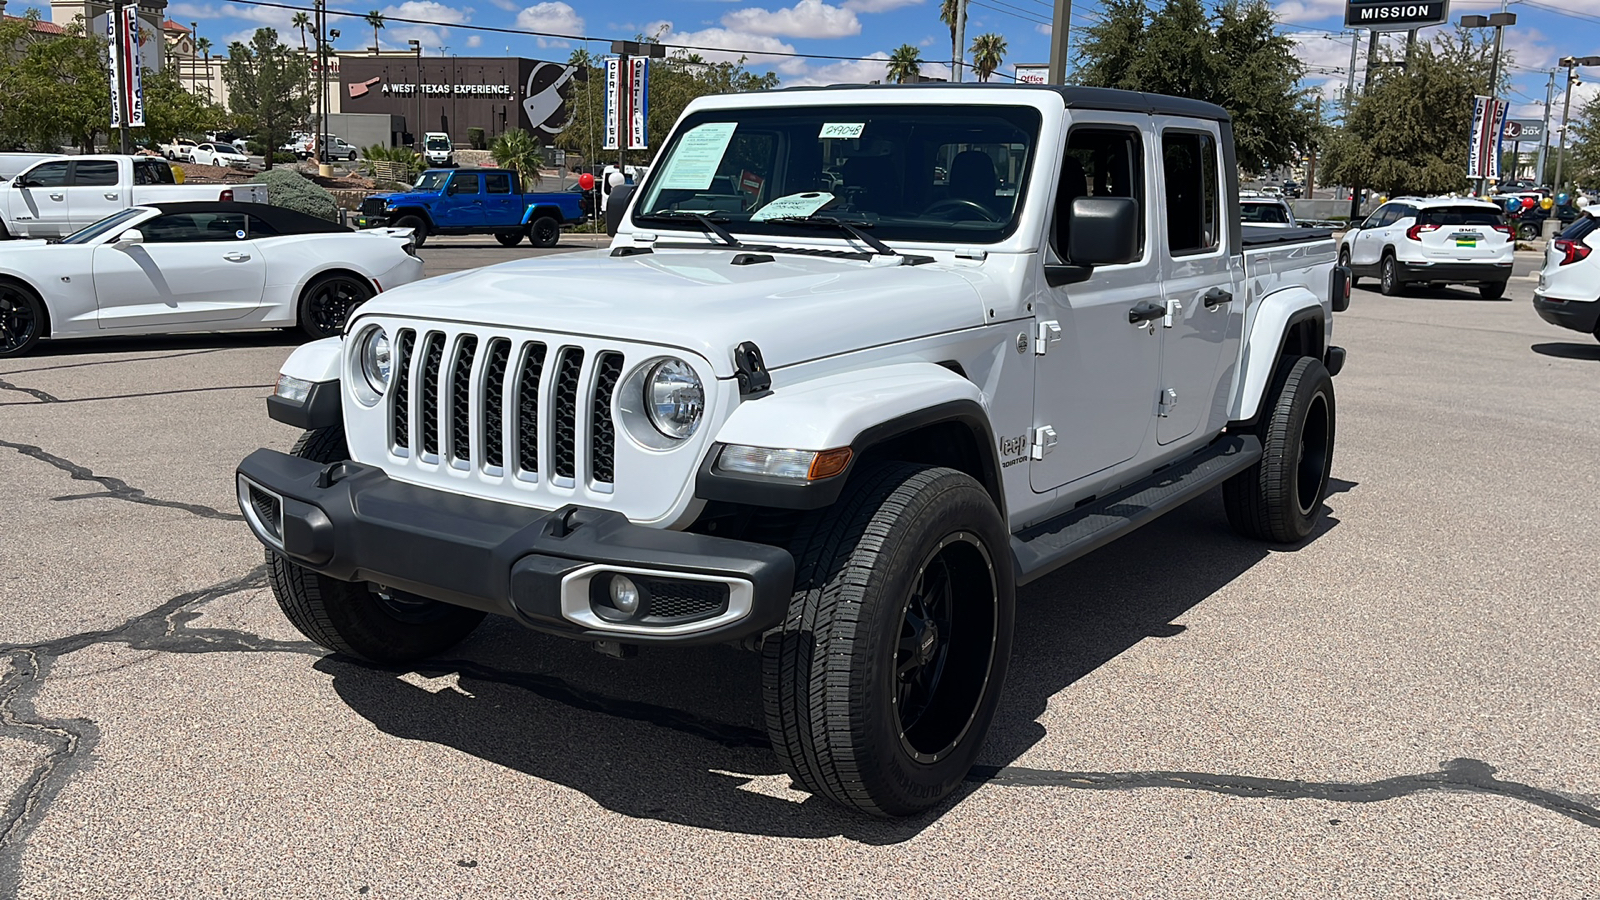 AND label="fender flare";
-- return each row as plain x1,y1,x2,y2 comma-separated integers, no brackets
1232,286,1326,423
520,204,562,226
267,337,343,429
696,362,1002,512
